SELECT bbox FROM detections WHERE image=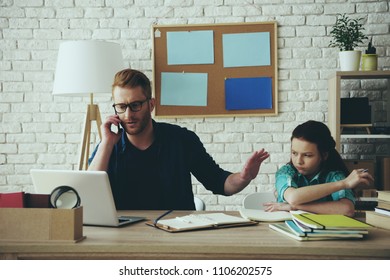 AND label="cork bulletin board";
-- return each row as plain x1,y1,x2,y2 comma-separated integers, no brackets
152,21,278,118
